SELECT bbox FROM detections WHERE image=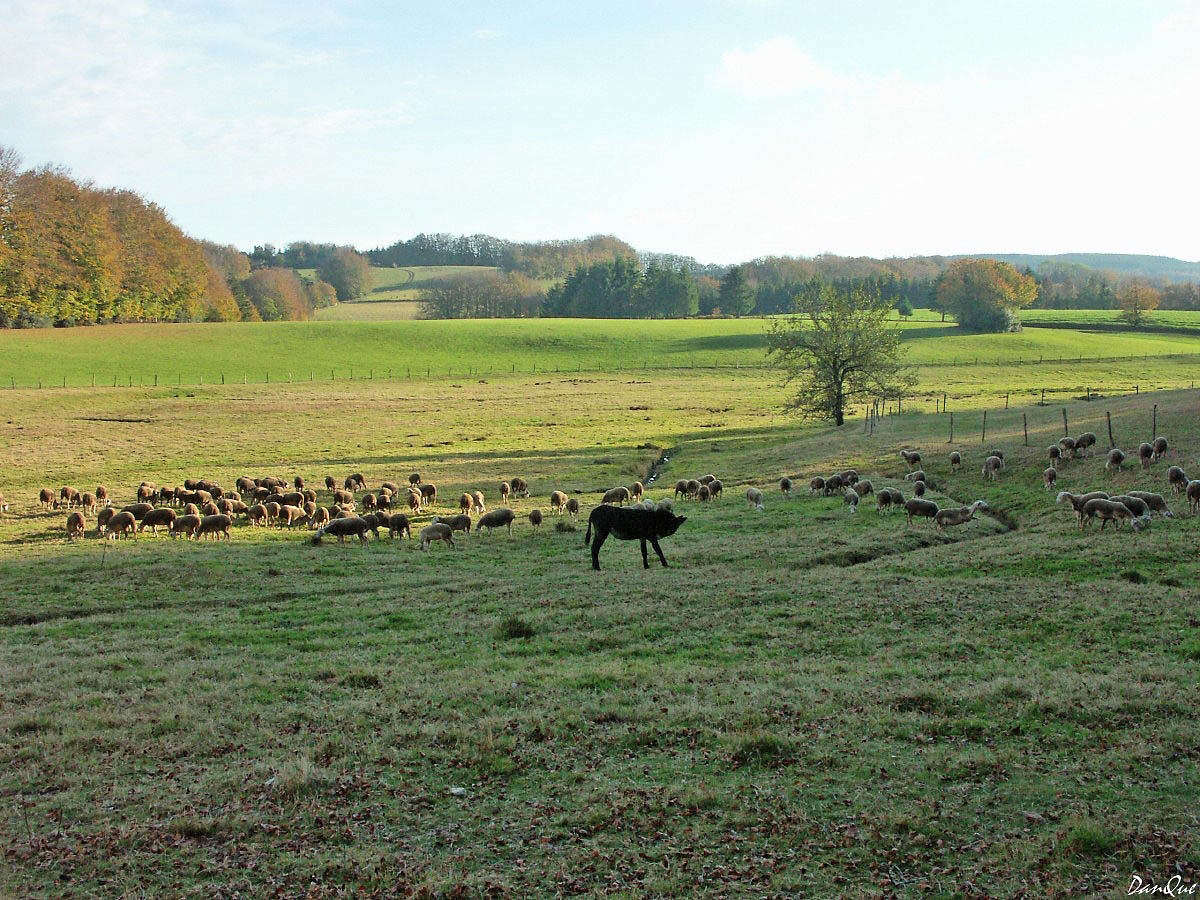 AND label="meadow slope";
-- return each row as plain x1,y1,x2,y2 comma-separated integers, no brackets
1,351,1198,895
